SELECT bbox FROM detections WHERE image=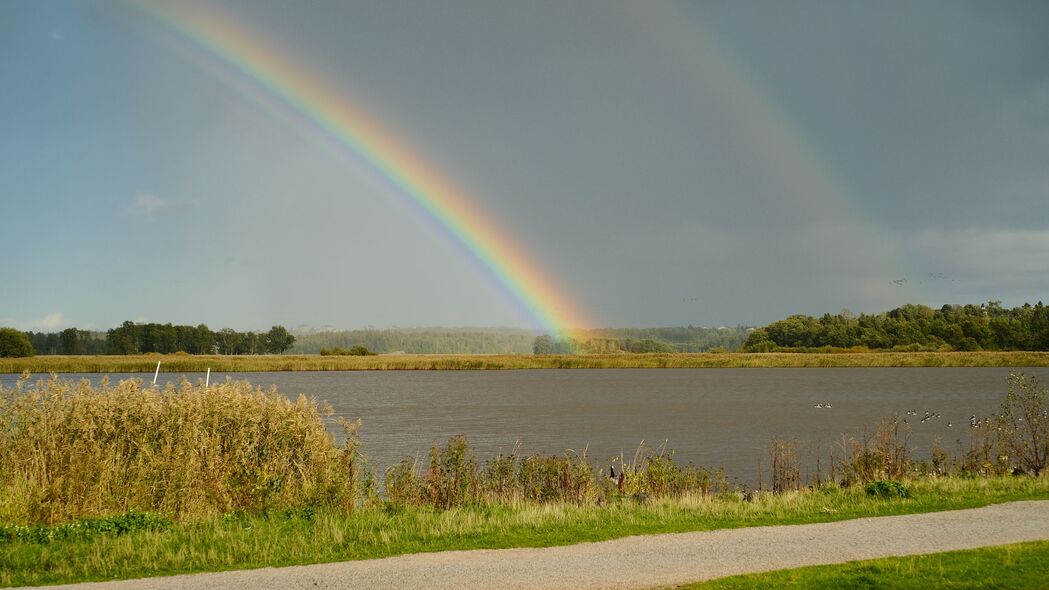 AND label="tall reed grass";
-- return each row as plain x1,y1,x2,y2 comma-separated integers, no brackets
3,372,1047,528
0,375,361,524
